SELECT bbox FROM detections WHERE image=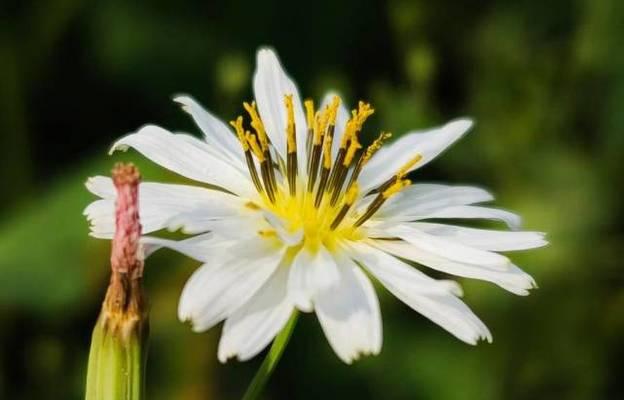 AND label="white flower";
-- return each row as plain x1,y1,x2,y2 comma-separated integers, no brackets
84,48,547,364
